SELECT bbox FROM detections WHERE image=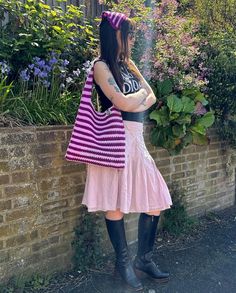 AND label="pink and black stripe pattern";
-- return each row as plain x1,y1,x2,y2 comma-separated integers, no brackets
65,61,126,168
101,11,127,30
